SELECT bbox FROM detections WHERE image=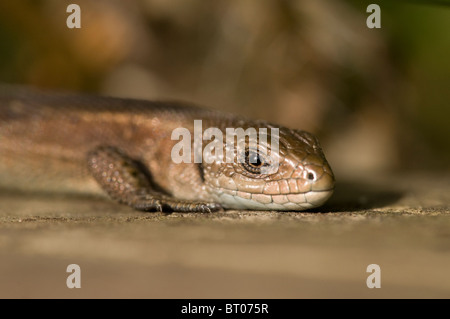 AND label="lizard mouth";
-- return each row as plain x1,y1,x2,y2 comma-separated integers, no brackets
216,187,334,211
